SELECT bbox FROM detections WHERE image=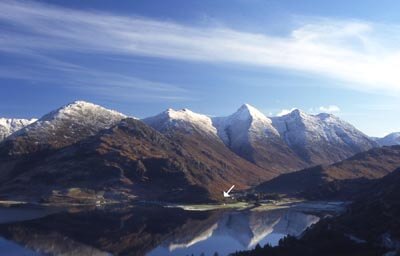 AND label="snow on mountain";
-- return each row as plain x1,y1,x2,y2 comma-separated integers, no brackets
211,104,308,173
208,104,308,173
376,132,400,146
39,100,125,124
143,108,218,138
1,101,382,168
6,101,126,154
0,118,37,141
271,109,378,164
316,113,378,148
212,104,280,149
